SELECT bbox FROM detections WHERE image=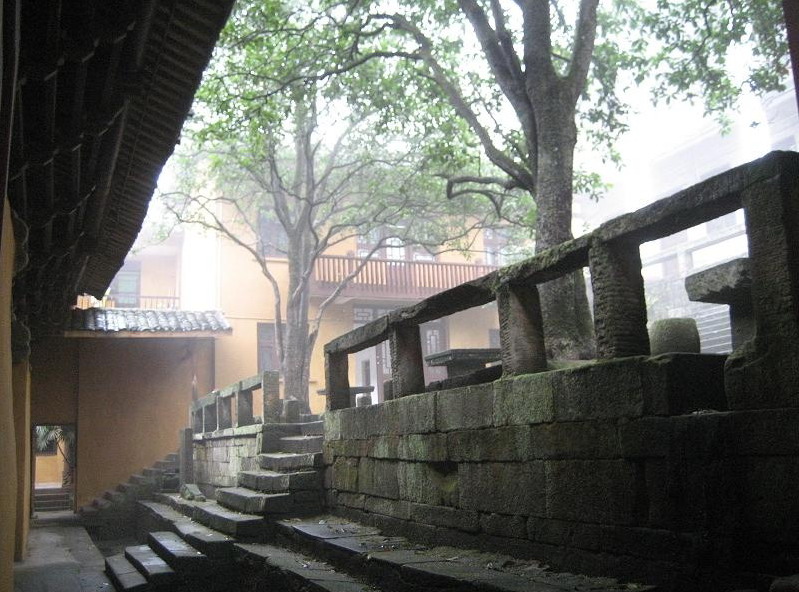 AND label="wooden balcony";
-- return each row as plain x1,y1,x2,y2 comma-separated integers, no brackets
310,255,498,301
